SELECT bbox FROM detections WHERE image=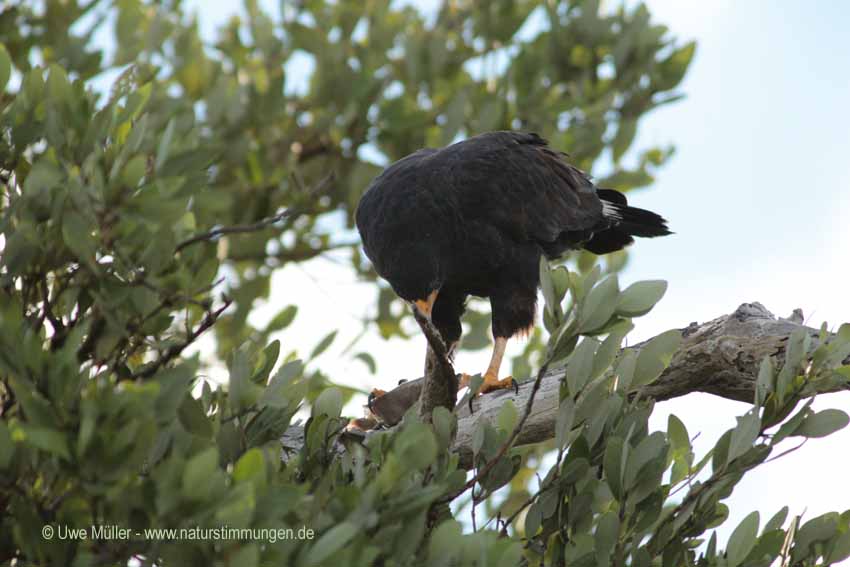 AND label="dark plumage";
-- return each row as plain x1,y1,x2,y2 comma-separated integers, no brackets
356,131,670,391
